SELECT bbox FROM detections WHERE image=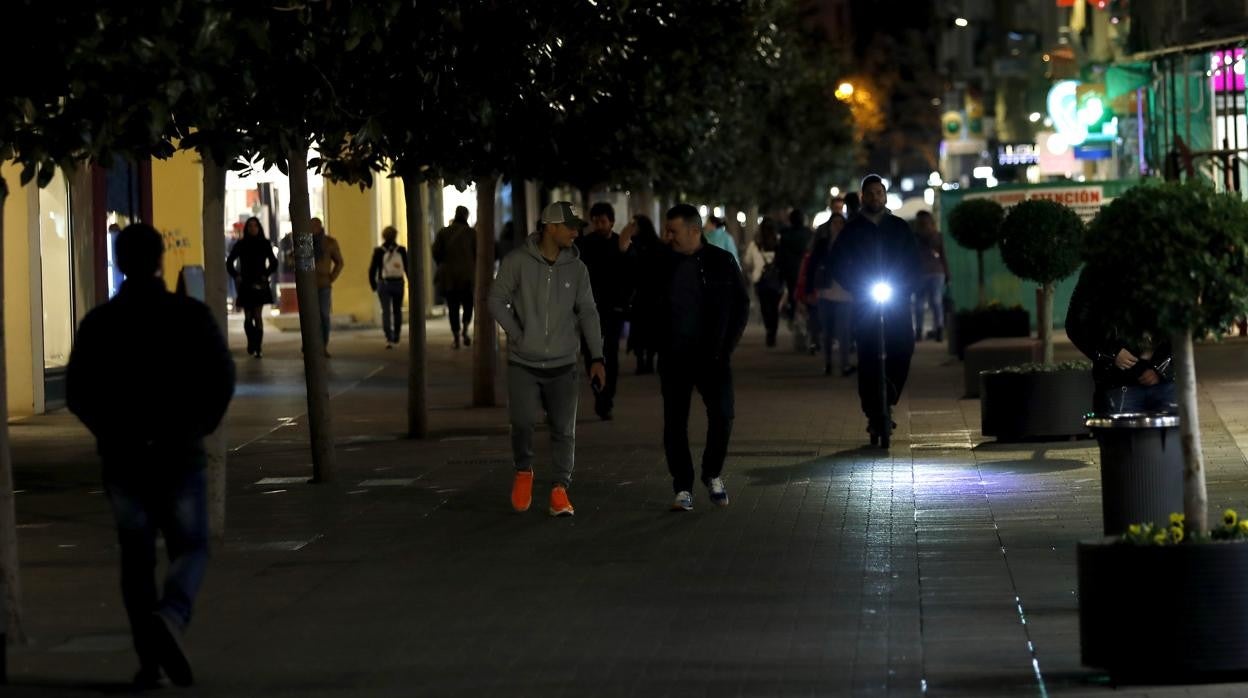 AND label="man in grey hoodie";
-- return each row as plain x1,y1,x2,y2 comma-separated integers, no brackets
489,201,606,517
